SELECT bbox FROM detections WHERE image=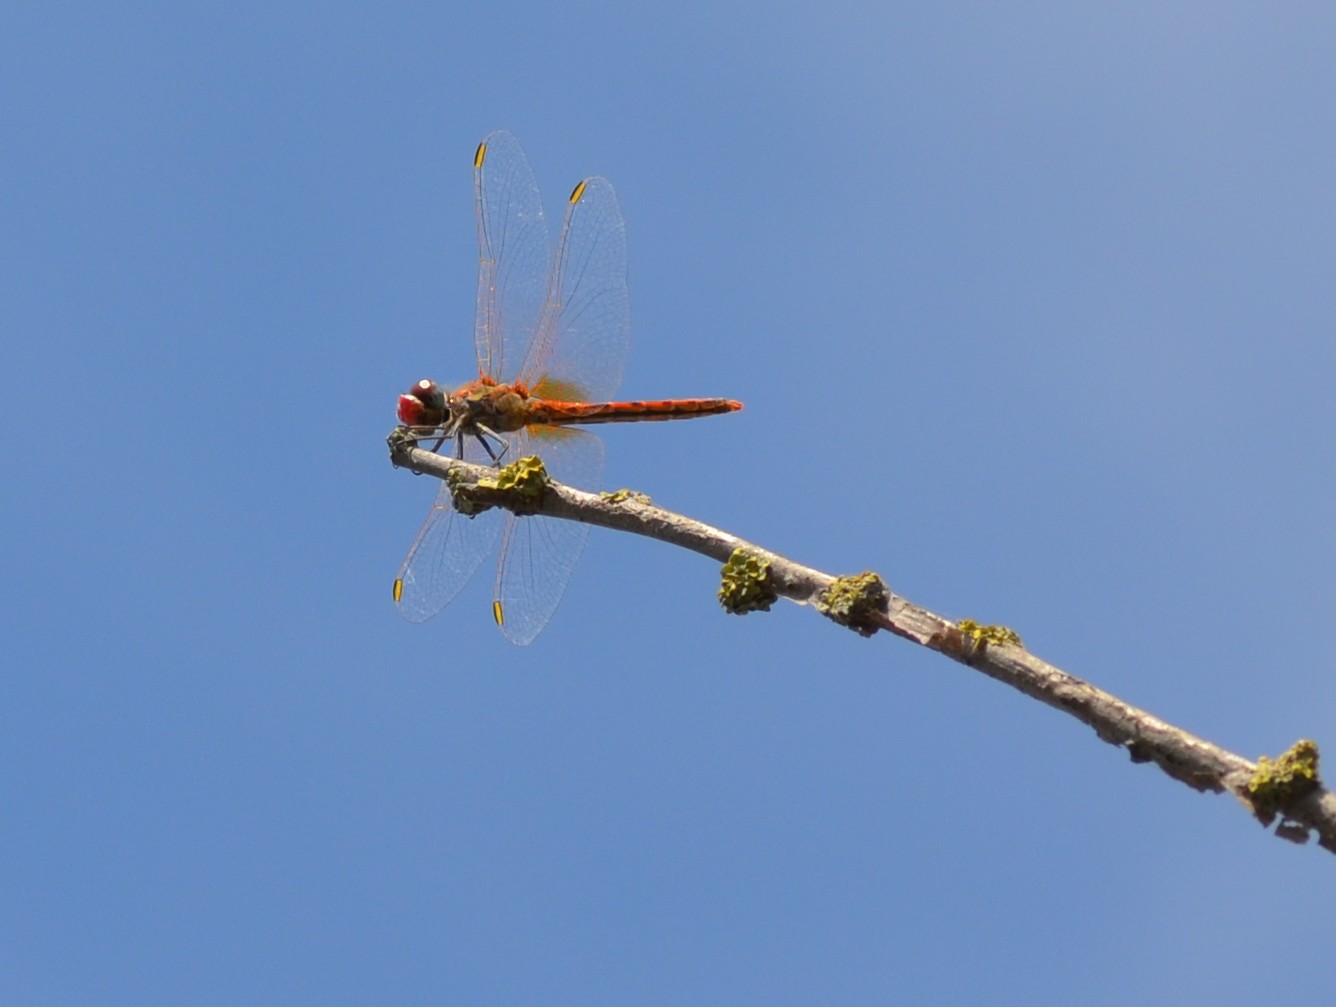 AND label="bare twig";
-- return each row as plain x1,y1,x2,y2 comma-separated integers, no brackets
389,436,1336,855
